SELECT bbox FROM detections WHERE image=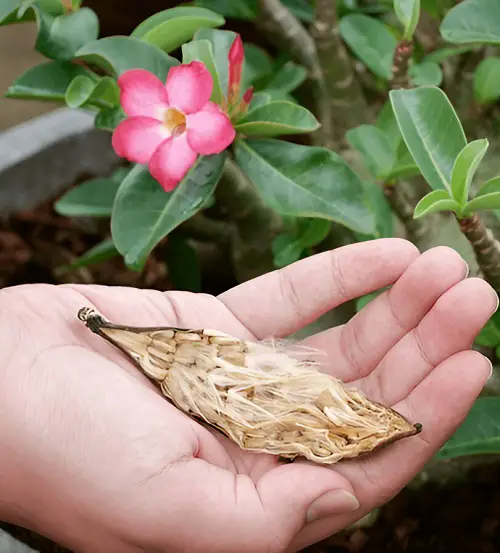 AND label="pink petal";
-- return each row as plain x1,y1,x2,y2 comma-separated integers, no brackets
186,102,236,155
118,69,169,120
148,134,197,192
112,117,169,165
165,61,213,115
